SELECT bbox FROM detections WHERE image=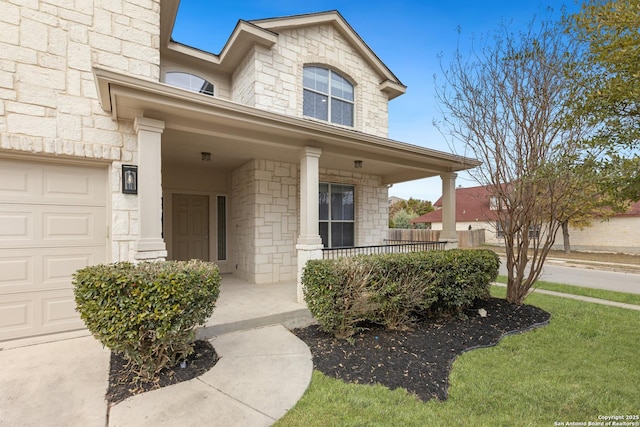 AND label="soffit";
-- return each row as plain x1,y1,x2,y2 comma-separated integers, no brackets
94,67,479,184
